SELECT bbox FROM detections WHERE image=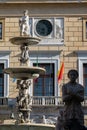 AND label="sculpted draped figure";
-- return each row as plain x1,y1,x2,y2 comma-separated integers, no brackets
16,79,32,123
19,10,30,36
56,69,85,130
